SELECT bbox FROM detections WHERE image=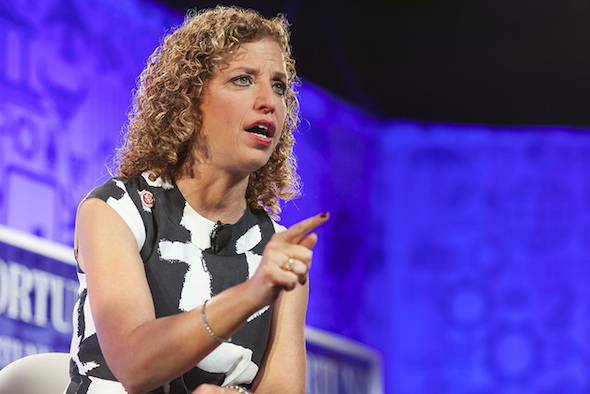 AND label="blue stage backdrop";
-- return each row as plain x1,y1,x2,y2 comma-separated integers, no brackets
1,0,590,393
